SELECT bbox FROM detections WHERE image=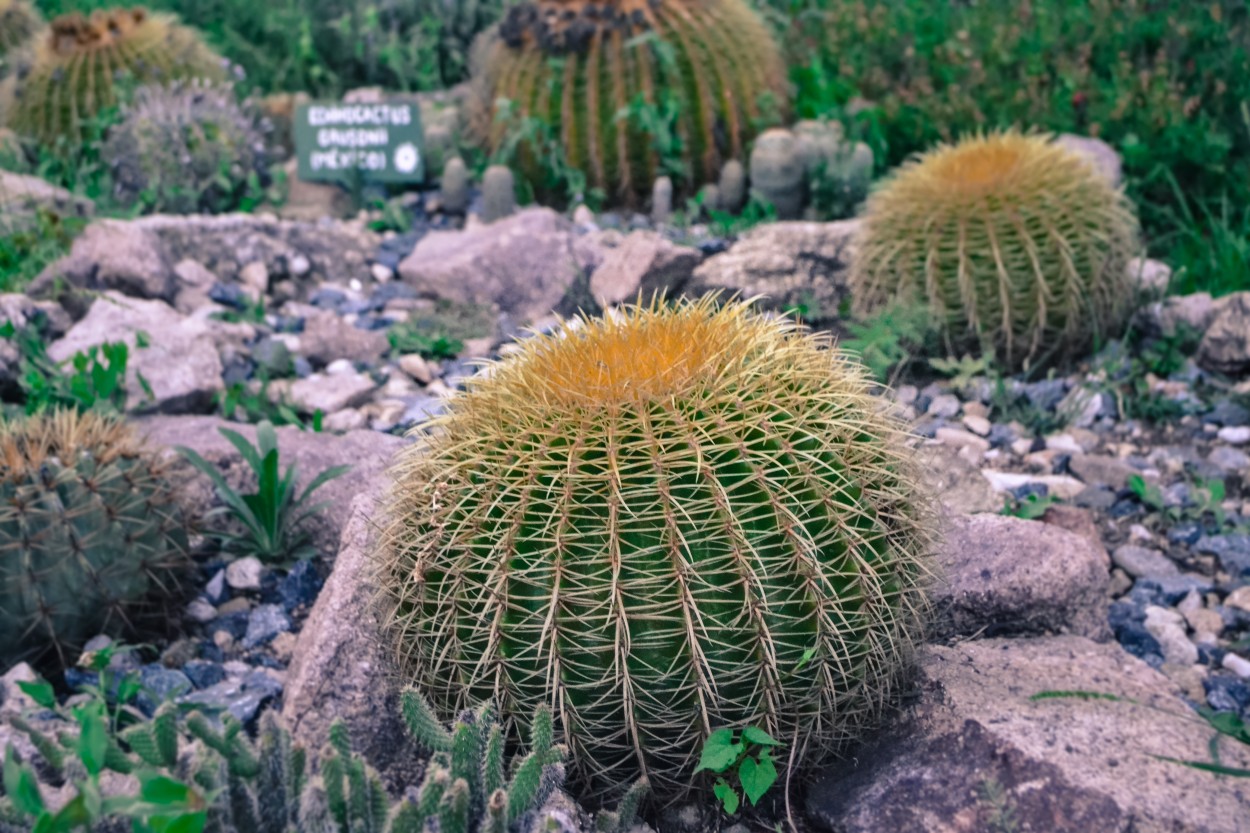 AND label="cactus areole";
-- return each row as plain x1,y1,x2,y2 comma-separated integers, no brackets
380,297,933,797
472,0,788,205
